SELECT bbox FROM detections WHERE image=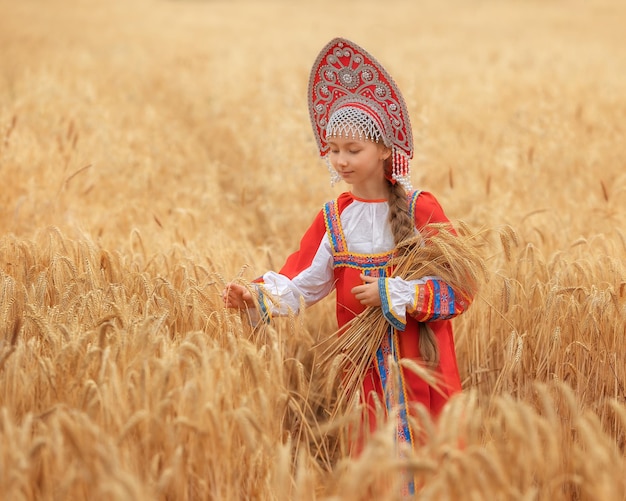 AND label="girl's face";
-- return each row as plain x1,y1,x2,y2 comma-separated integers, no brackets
328,136,391,196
